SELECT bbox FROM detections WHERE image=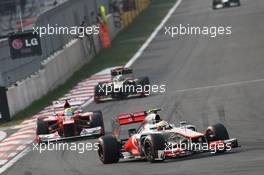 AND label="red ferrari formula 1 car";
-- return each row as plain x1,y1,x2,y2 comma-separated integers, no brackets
97,109,239,164
94,66,150,103
36,99,105,143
